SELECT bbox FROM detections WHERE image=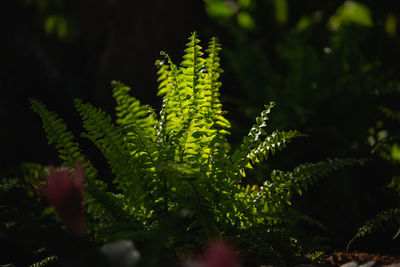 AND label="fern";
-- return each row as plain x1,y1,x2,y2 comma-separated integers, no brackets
348,105,400,250
29,99,82,167
113,80,157,139
264,158,361,214
29,99,141,238
29,256,57,267
75,99,146,198
31,32,359,255
231,102,303,178
347,208,400,251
